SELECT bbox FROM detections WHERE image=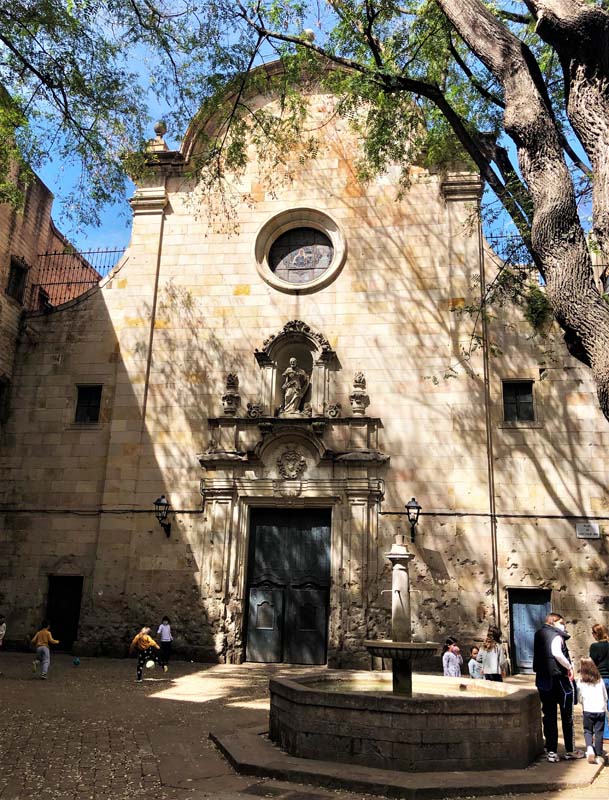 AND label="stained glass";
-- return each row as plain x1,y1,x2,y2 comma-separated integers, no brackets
269,227,333,284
